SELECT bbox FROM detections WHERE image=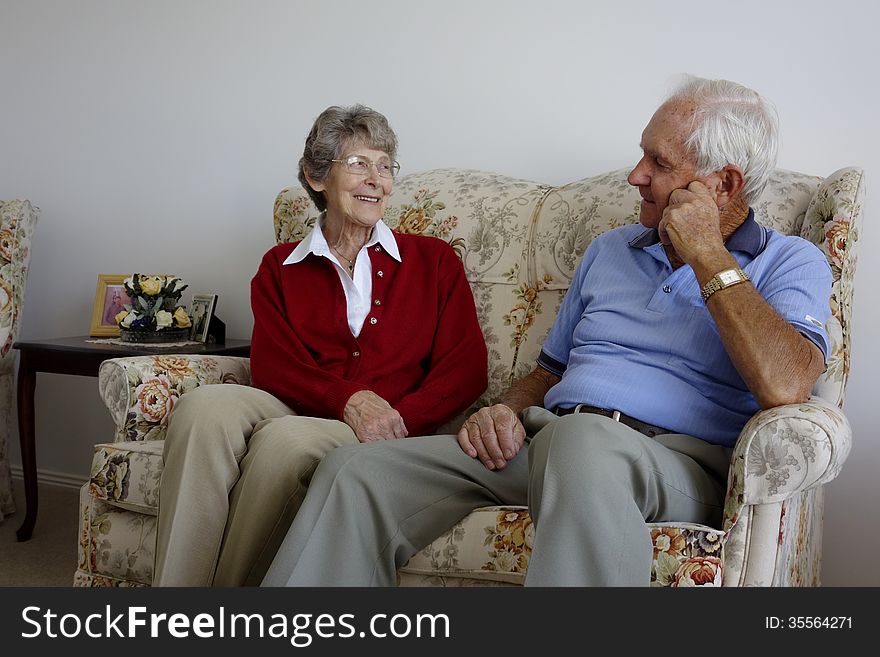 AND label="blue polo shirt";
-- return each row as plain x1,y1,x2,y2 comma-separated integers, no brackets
538,210,832,447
